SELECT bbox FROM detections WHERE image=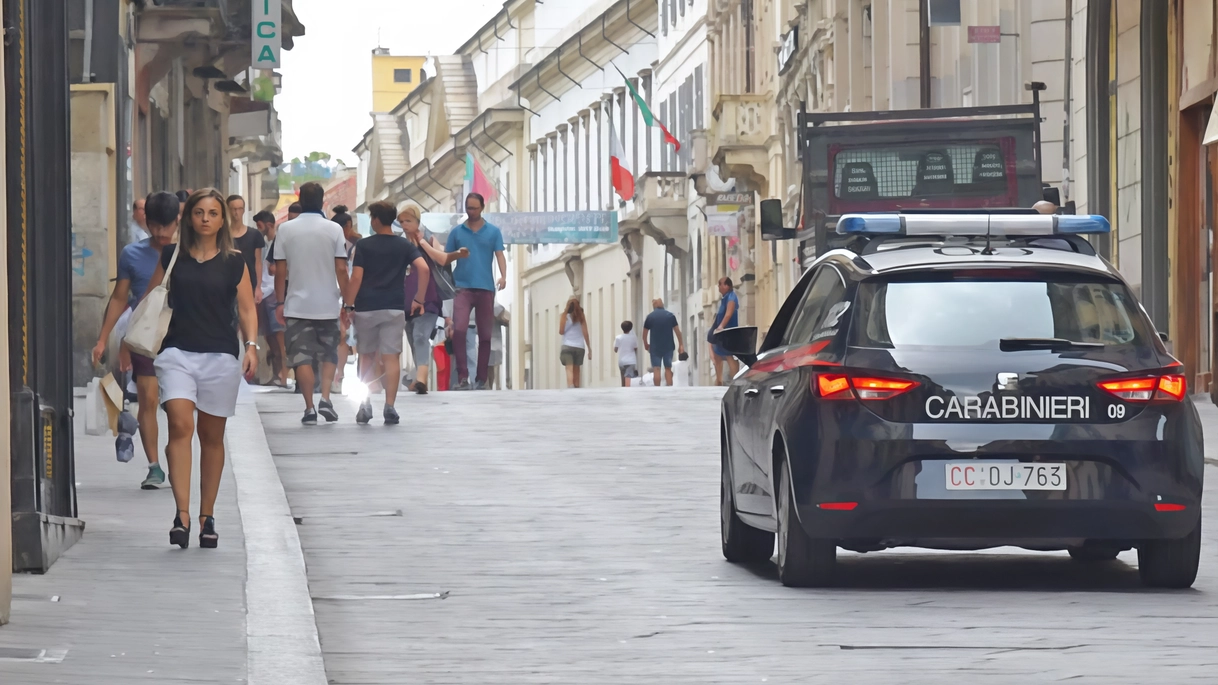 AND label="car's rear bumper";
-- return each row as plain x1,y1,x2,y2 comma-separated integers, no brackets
795,499,1200,543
